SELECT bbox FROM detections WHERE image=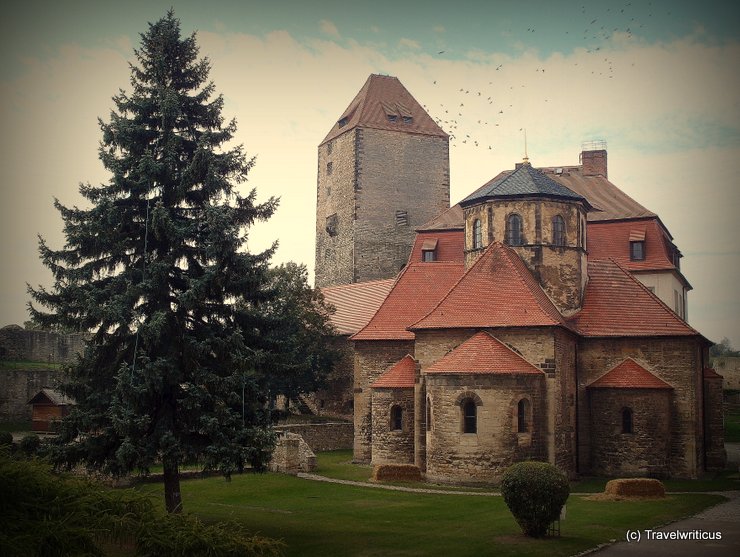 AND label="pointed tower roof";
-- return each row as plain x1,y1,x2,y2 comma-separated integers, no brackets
321,74,447,145
460,162,591,209
426,332,543,375
371,355,417,388
410,242,565,331
568,259,701,337
588,358,673,389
